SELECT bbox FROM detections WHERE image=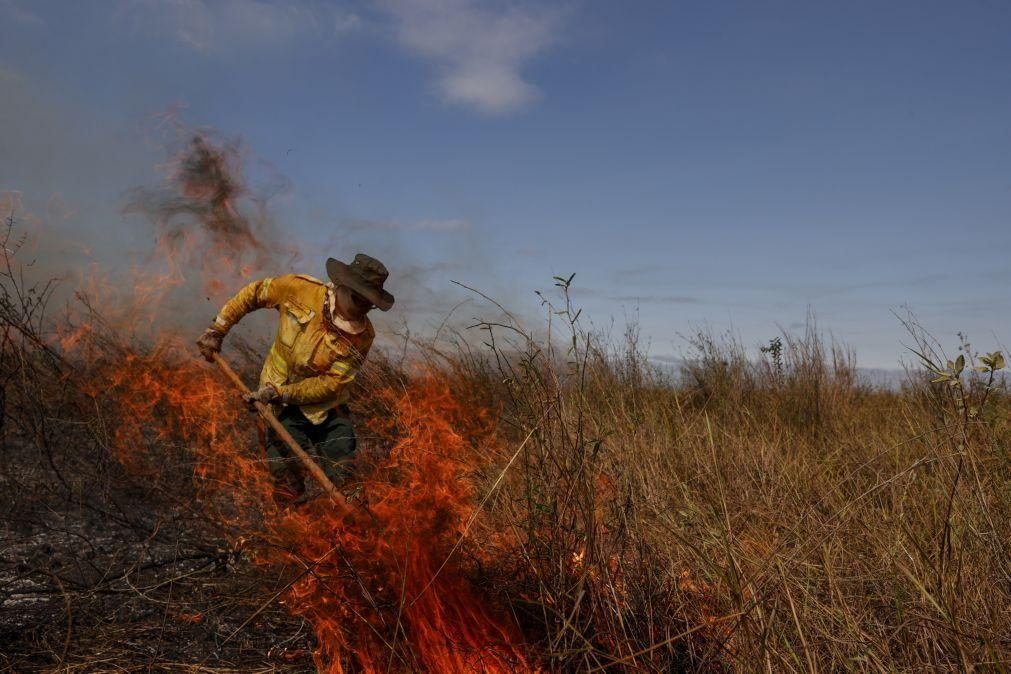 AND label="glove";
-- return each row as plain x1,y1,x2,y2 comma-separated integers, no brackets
244,383,281,406
196,326,225,362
